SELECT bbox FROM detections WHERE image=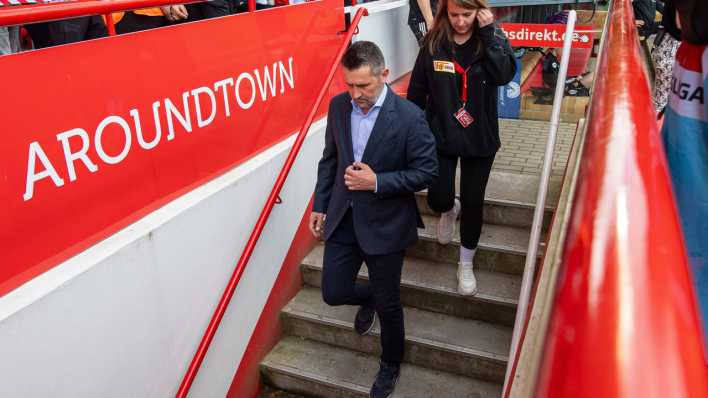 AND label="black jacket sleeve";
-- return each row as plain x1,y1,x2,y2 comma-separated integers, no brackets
407,48,429,111
312,101,338,213
479,24,517,86
376,111,438,195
